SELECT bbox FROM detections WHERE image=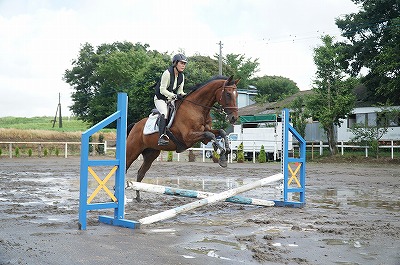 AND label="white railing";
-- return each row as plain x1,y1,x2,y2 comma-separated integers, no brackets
304,140,400,159
0,141,104,158
1,140,399,160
